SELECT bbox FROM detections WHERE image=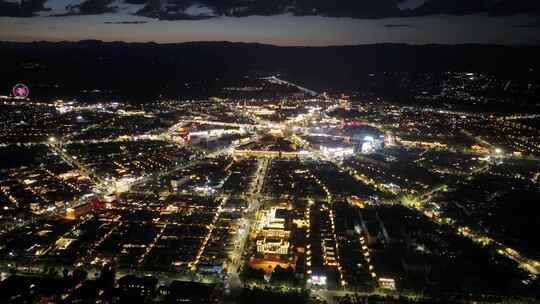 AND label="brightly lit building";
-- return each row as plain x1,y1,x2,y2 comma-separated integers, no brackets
256,237,290,255
378,277,397,290
255,207,291,255
320,146,355,158
309,274,327,287
358,135,381,154
250,205,296,275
